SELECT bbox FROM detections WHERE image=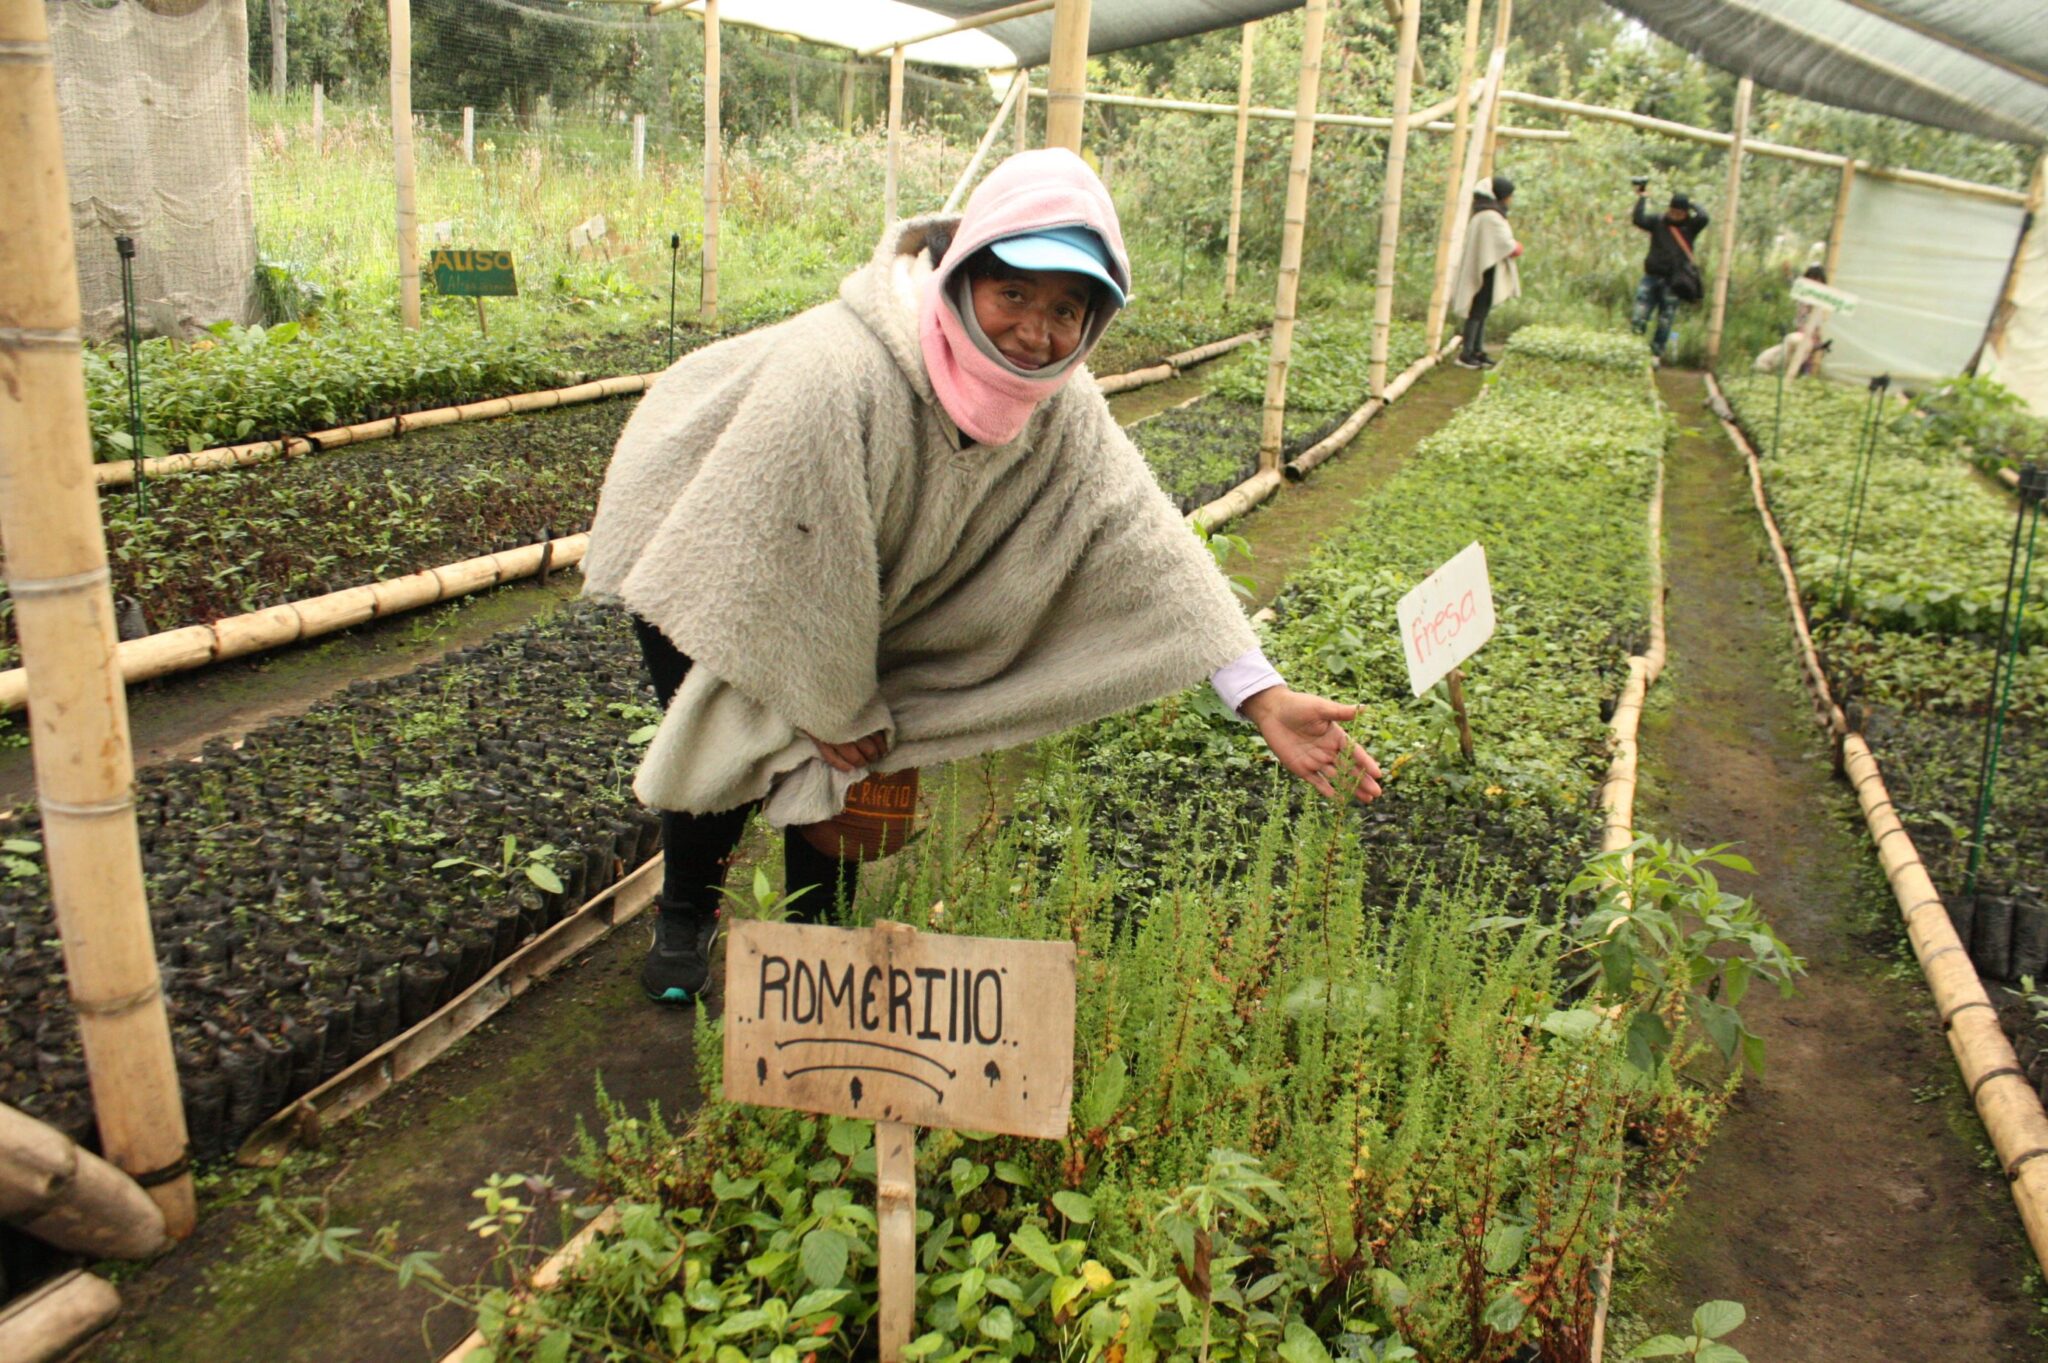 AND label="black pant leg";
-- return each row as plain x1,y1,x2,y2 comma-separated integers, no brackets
1464,269,1496,357
632,616,753,913
783,833,858,924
